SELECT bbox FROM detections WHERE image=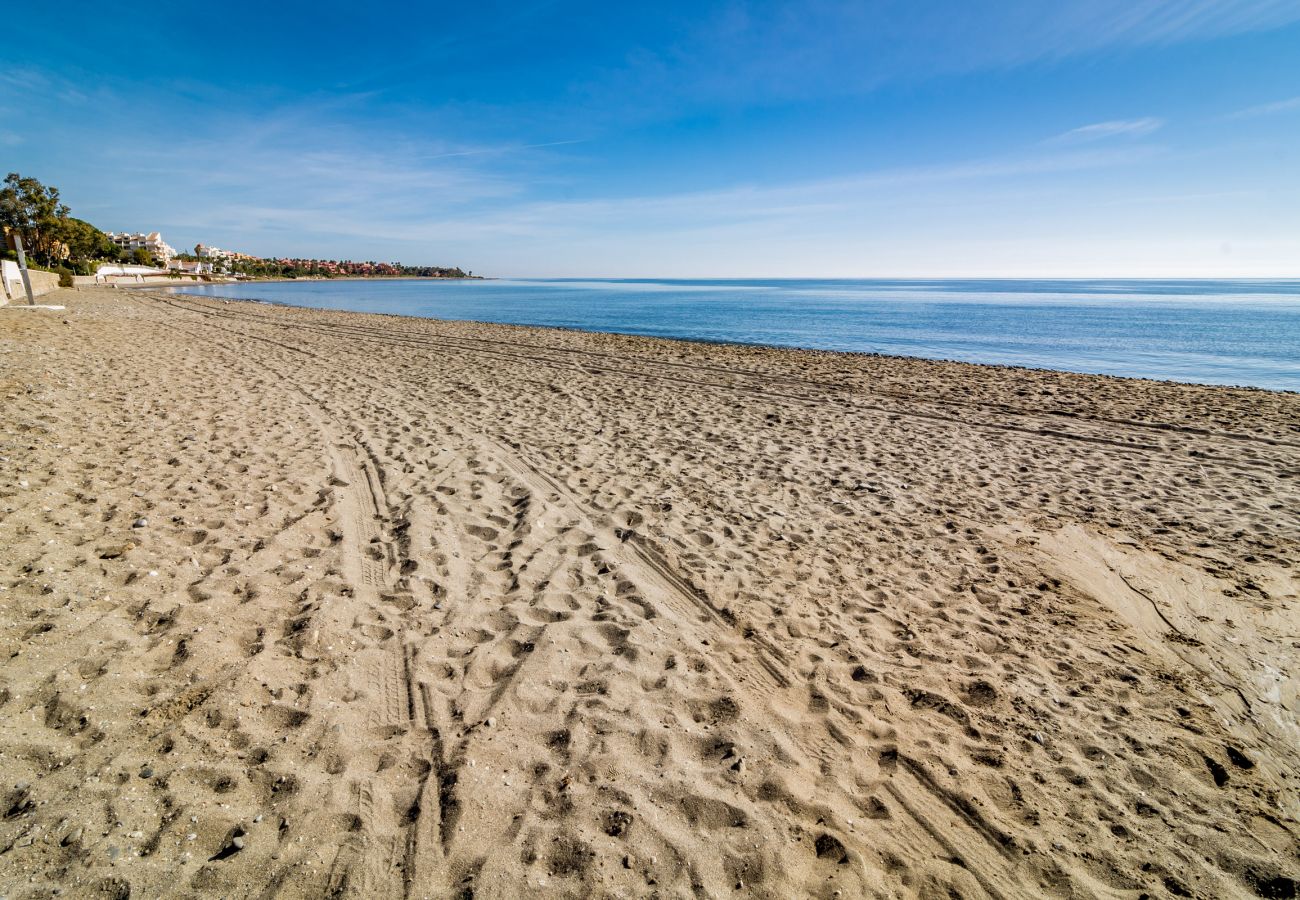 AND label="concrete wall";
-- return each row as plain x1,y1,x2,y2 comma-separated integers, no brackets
72,273,206,287
3,266,207,300
0,265,60,305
